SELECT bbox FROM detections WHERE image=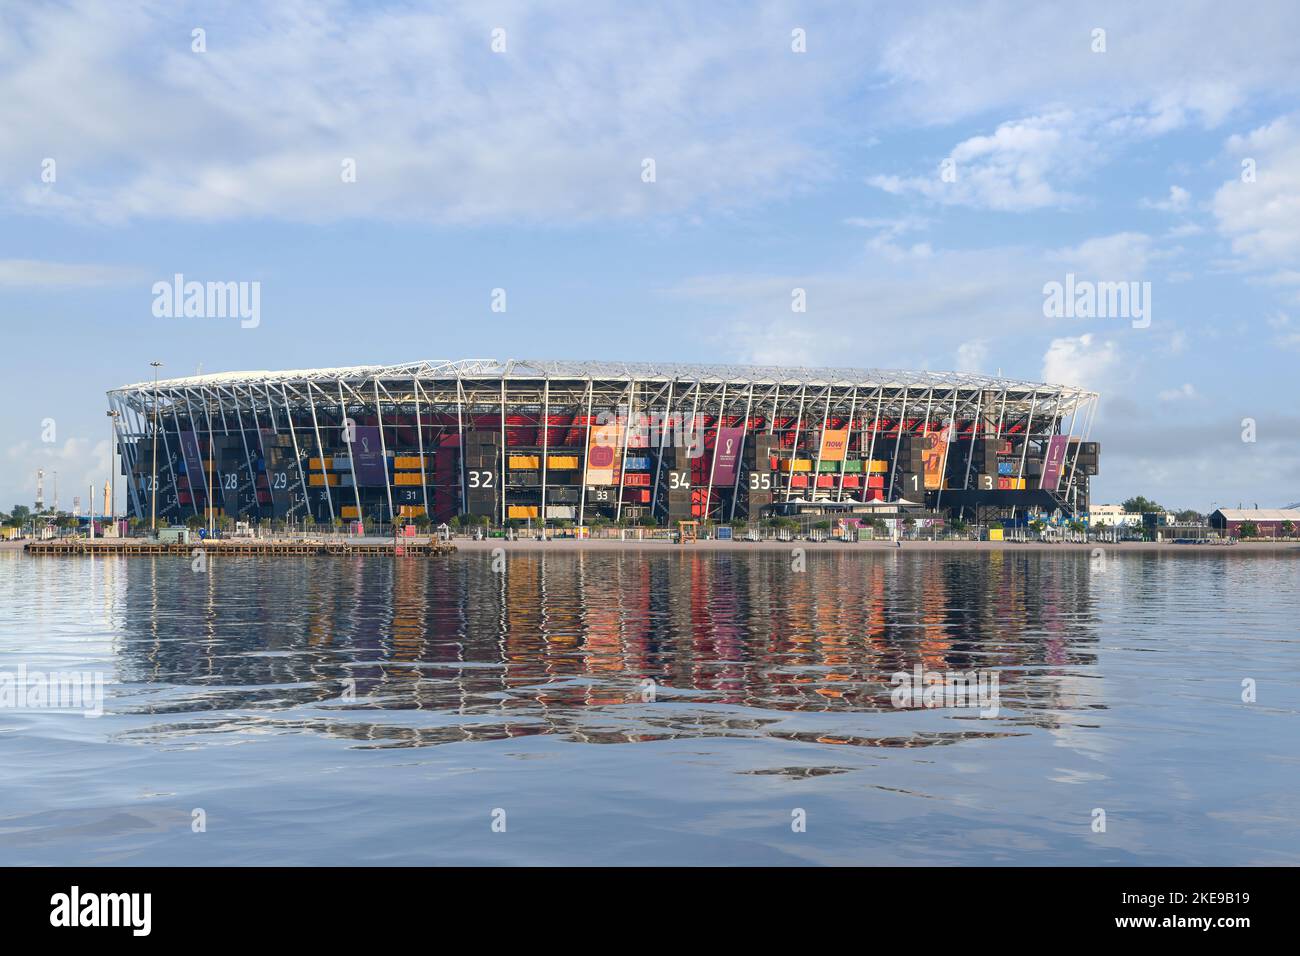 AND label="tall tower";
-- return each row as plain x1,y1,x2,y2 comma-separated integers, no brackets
35,468,45,511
